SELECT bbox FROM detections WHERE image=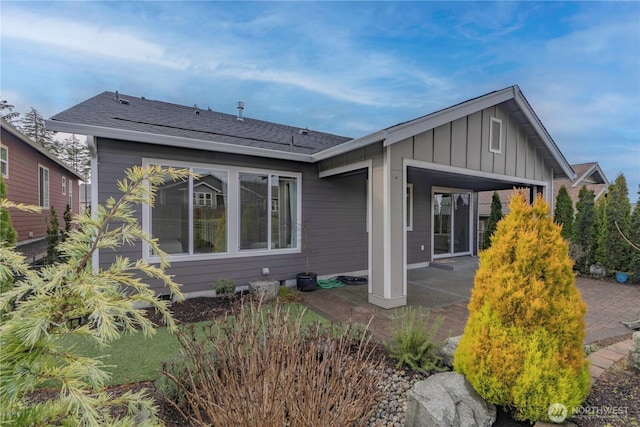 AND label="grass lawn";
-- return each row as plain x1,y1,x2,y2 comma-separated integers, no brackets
69,302,329,386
